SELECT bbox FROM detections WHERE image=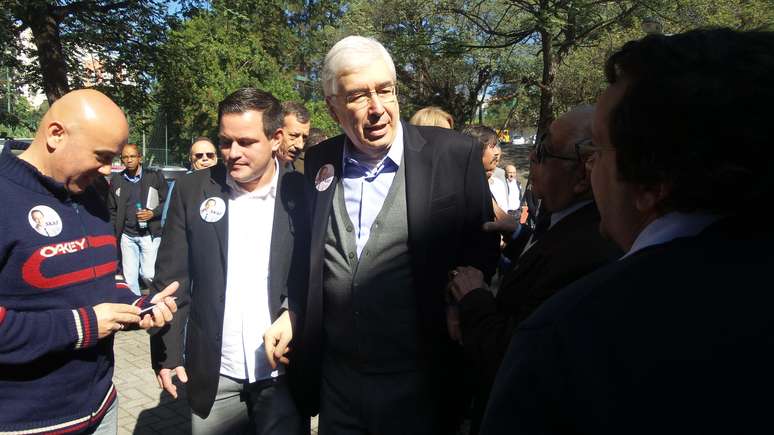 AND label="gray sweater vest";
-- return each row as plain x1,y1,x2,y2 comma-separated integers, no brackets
322,160,419,372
